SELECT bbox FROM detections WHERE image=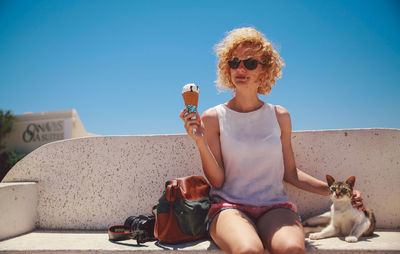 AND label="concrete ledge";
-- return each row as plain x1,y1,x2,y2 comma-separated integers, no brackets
0,230,399,253
0,182,38,240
